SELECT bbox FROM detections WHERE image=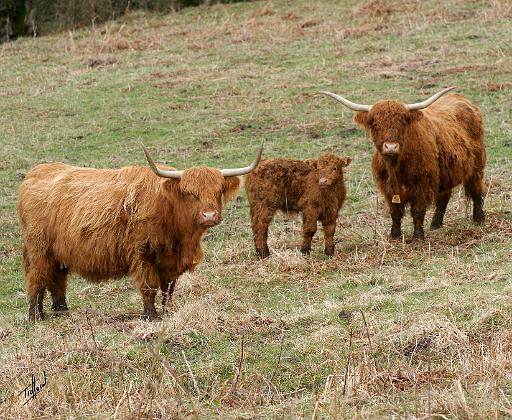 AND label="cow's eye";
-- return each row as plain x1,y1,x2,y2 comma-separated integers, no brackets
333,167,337,171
